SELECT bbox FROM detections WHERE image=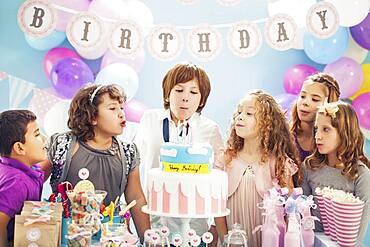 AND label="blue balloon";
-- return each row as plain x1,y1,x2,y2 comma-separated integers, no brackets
365,138,370,157
303,27,349,64
25,31,66,51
